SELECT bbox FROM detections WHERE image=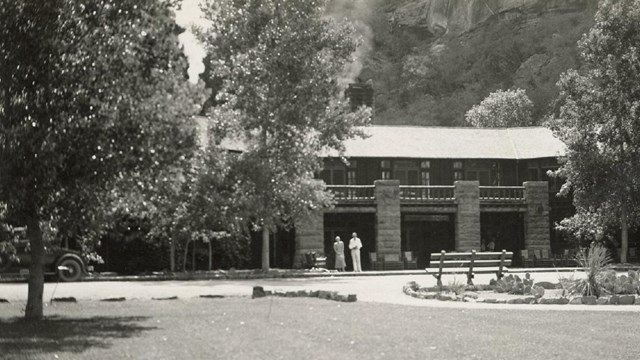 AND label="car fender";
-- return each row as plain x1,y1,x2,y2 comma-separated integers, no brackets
54,253,88,274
